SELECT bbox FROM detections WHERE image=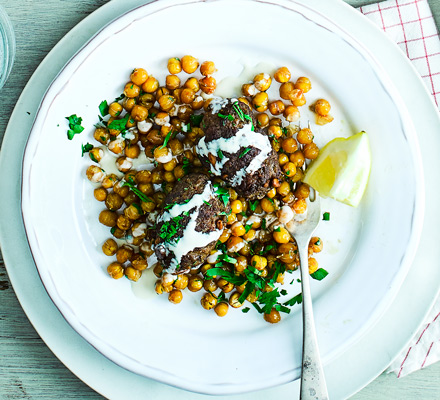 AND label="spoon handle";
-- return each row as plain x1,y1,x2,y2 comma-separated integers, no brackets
298,242,329,400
